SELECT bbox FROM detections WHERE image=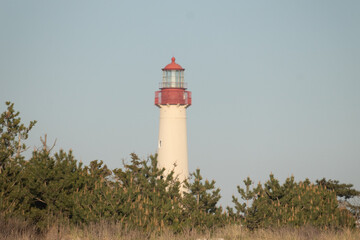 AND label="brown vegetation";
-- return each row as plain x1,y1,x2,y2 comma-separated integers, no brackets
1,217,360,240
